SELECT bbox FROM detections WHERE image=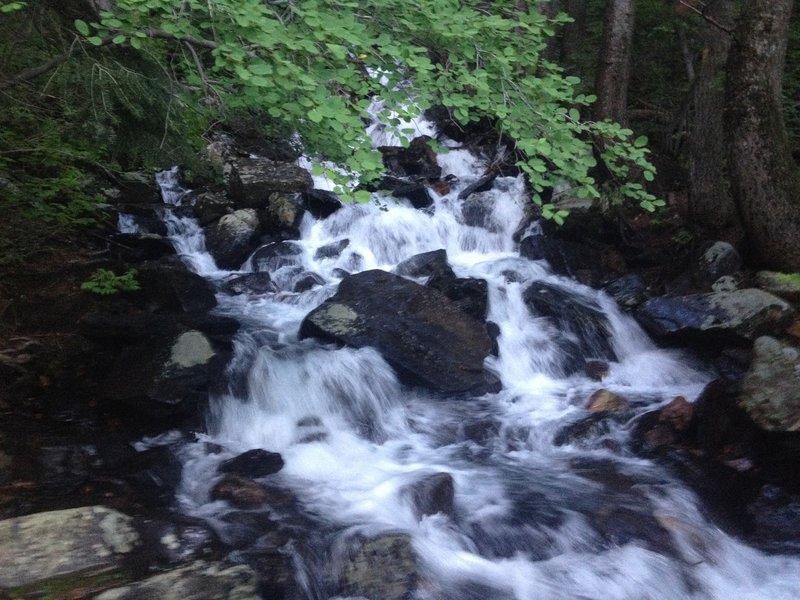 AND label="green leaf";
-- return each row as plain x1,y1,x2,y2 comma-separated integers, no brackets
74,19,89,35
353,190,372,203
634,135,648,148
87,36,104,46
112,34,126,45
